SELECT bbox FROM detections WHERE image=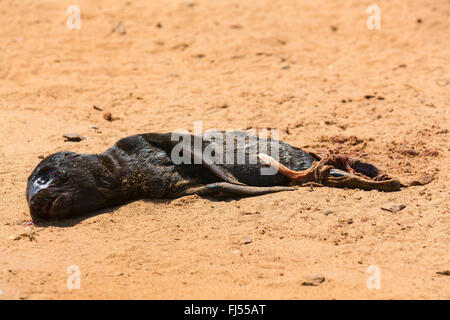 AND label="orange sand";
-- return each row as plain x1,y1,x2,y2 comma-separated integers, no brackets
0,0,448,299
